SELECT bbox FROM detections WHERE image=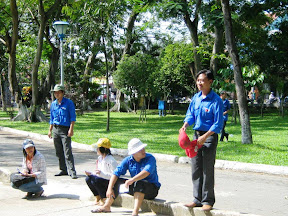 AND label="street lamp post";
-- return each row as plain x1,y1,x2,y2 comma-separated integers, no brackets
53,21,69,86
